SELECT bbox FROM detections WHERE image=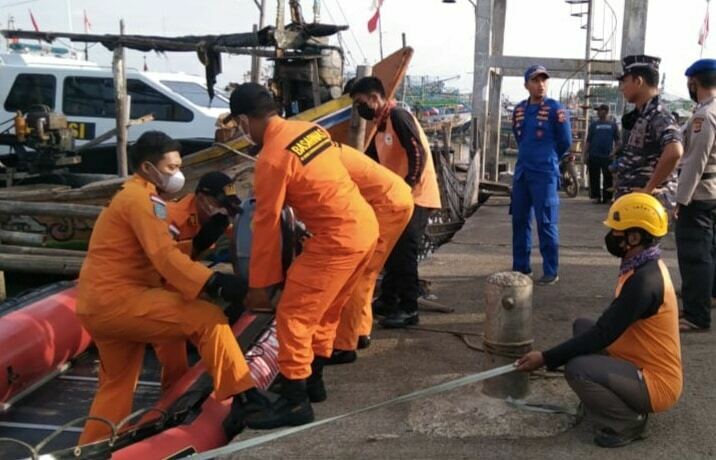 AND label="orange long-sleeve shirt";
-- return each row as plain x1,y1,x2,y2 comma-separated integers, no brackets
249,117,377,288
77,175,213,313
